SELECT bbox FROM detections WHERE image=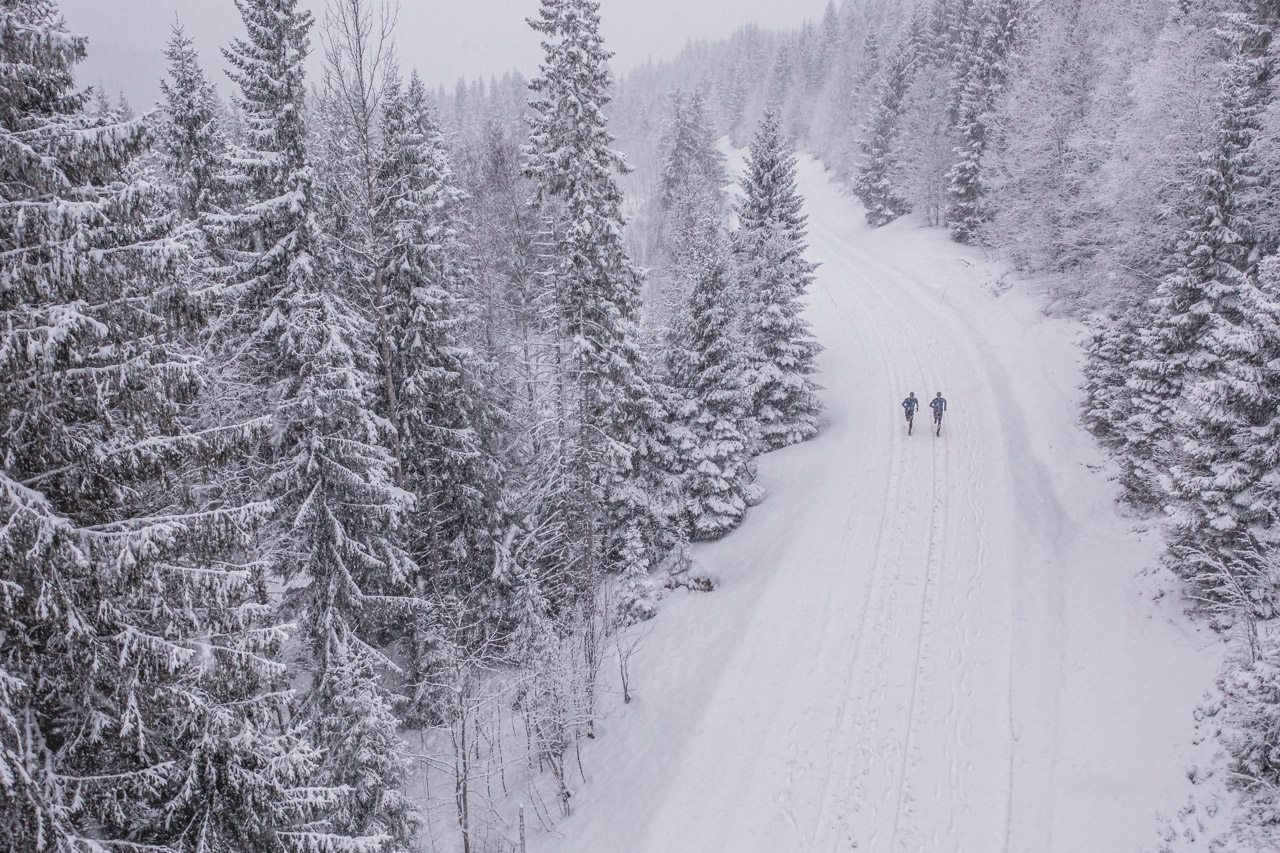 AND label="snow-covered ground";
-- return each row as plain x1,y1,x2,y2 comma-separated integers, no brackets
528,156,1223,853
